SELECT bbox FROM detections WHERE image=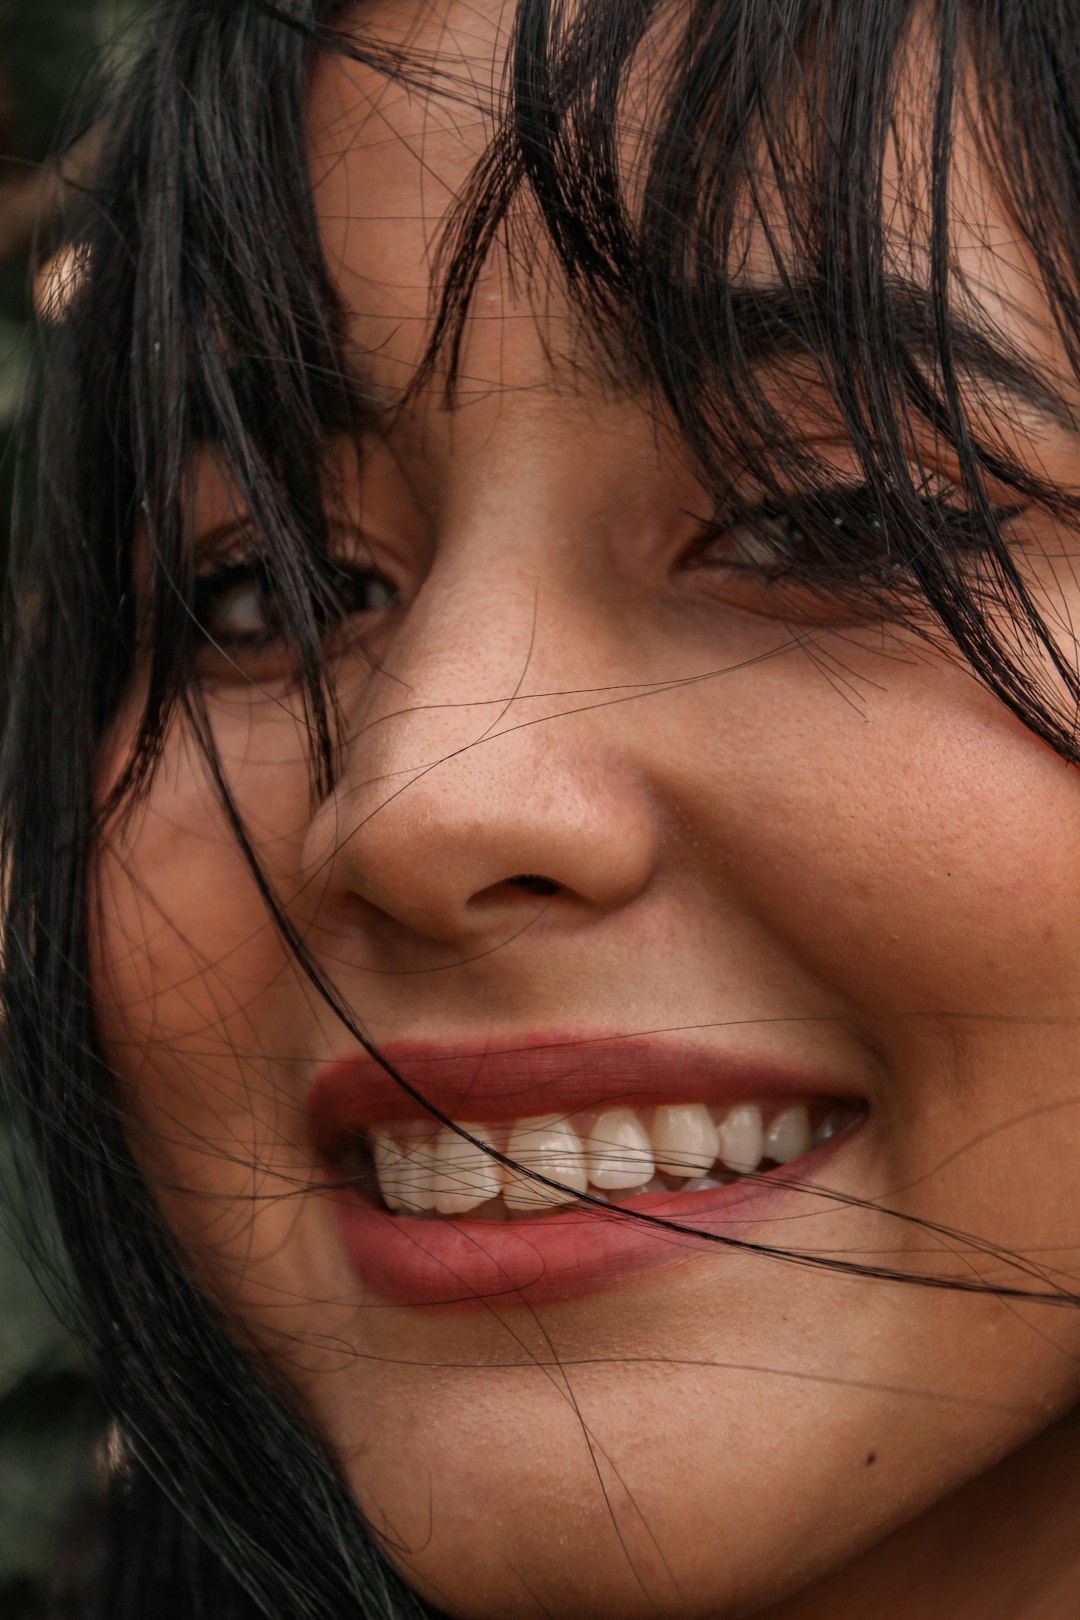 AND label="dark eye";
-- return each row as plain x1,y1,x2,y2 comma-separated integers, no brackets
197,566,284,645
192,555,400,679
690,489,904,578
683,484,1009,619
